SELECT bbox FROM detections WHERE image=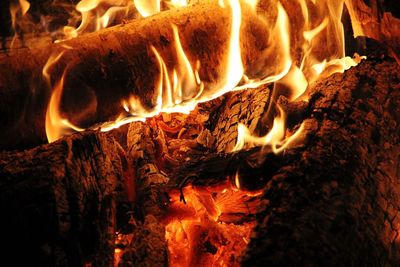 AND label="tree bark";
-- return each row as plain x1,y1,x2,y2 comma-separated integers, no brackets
241,58,400,266
0,132,125,266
